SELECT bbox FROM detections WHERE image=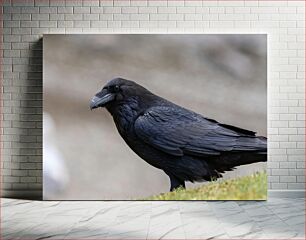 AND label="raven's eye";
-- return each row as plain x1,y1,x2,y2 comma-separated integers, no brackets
114,85,120,92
